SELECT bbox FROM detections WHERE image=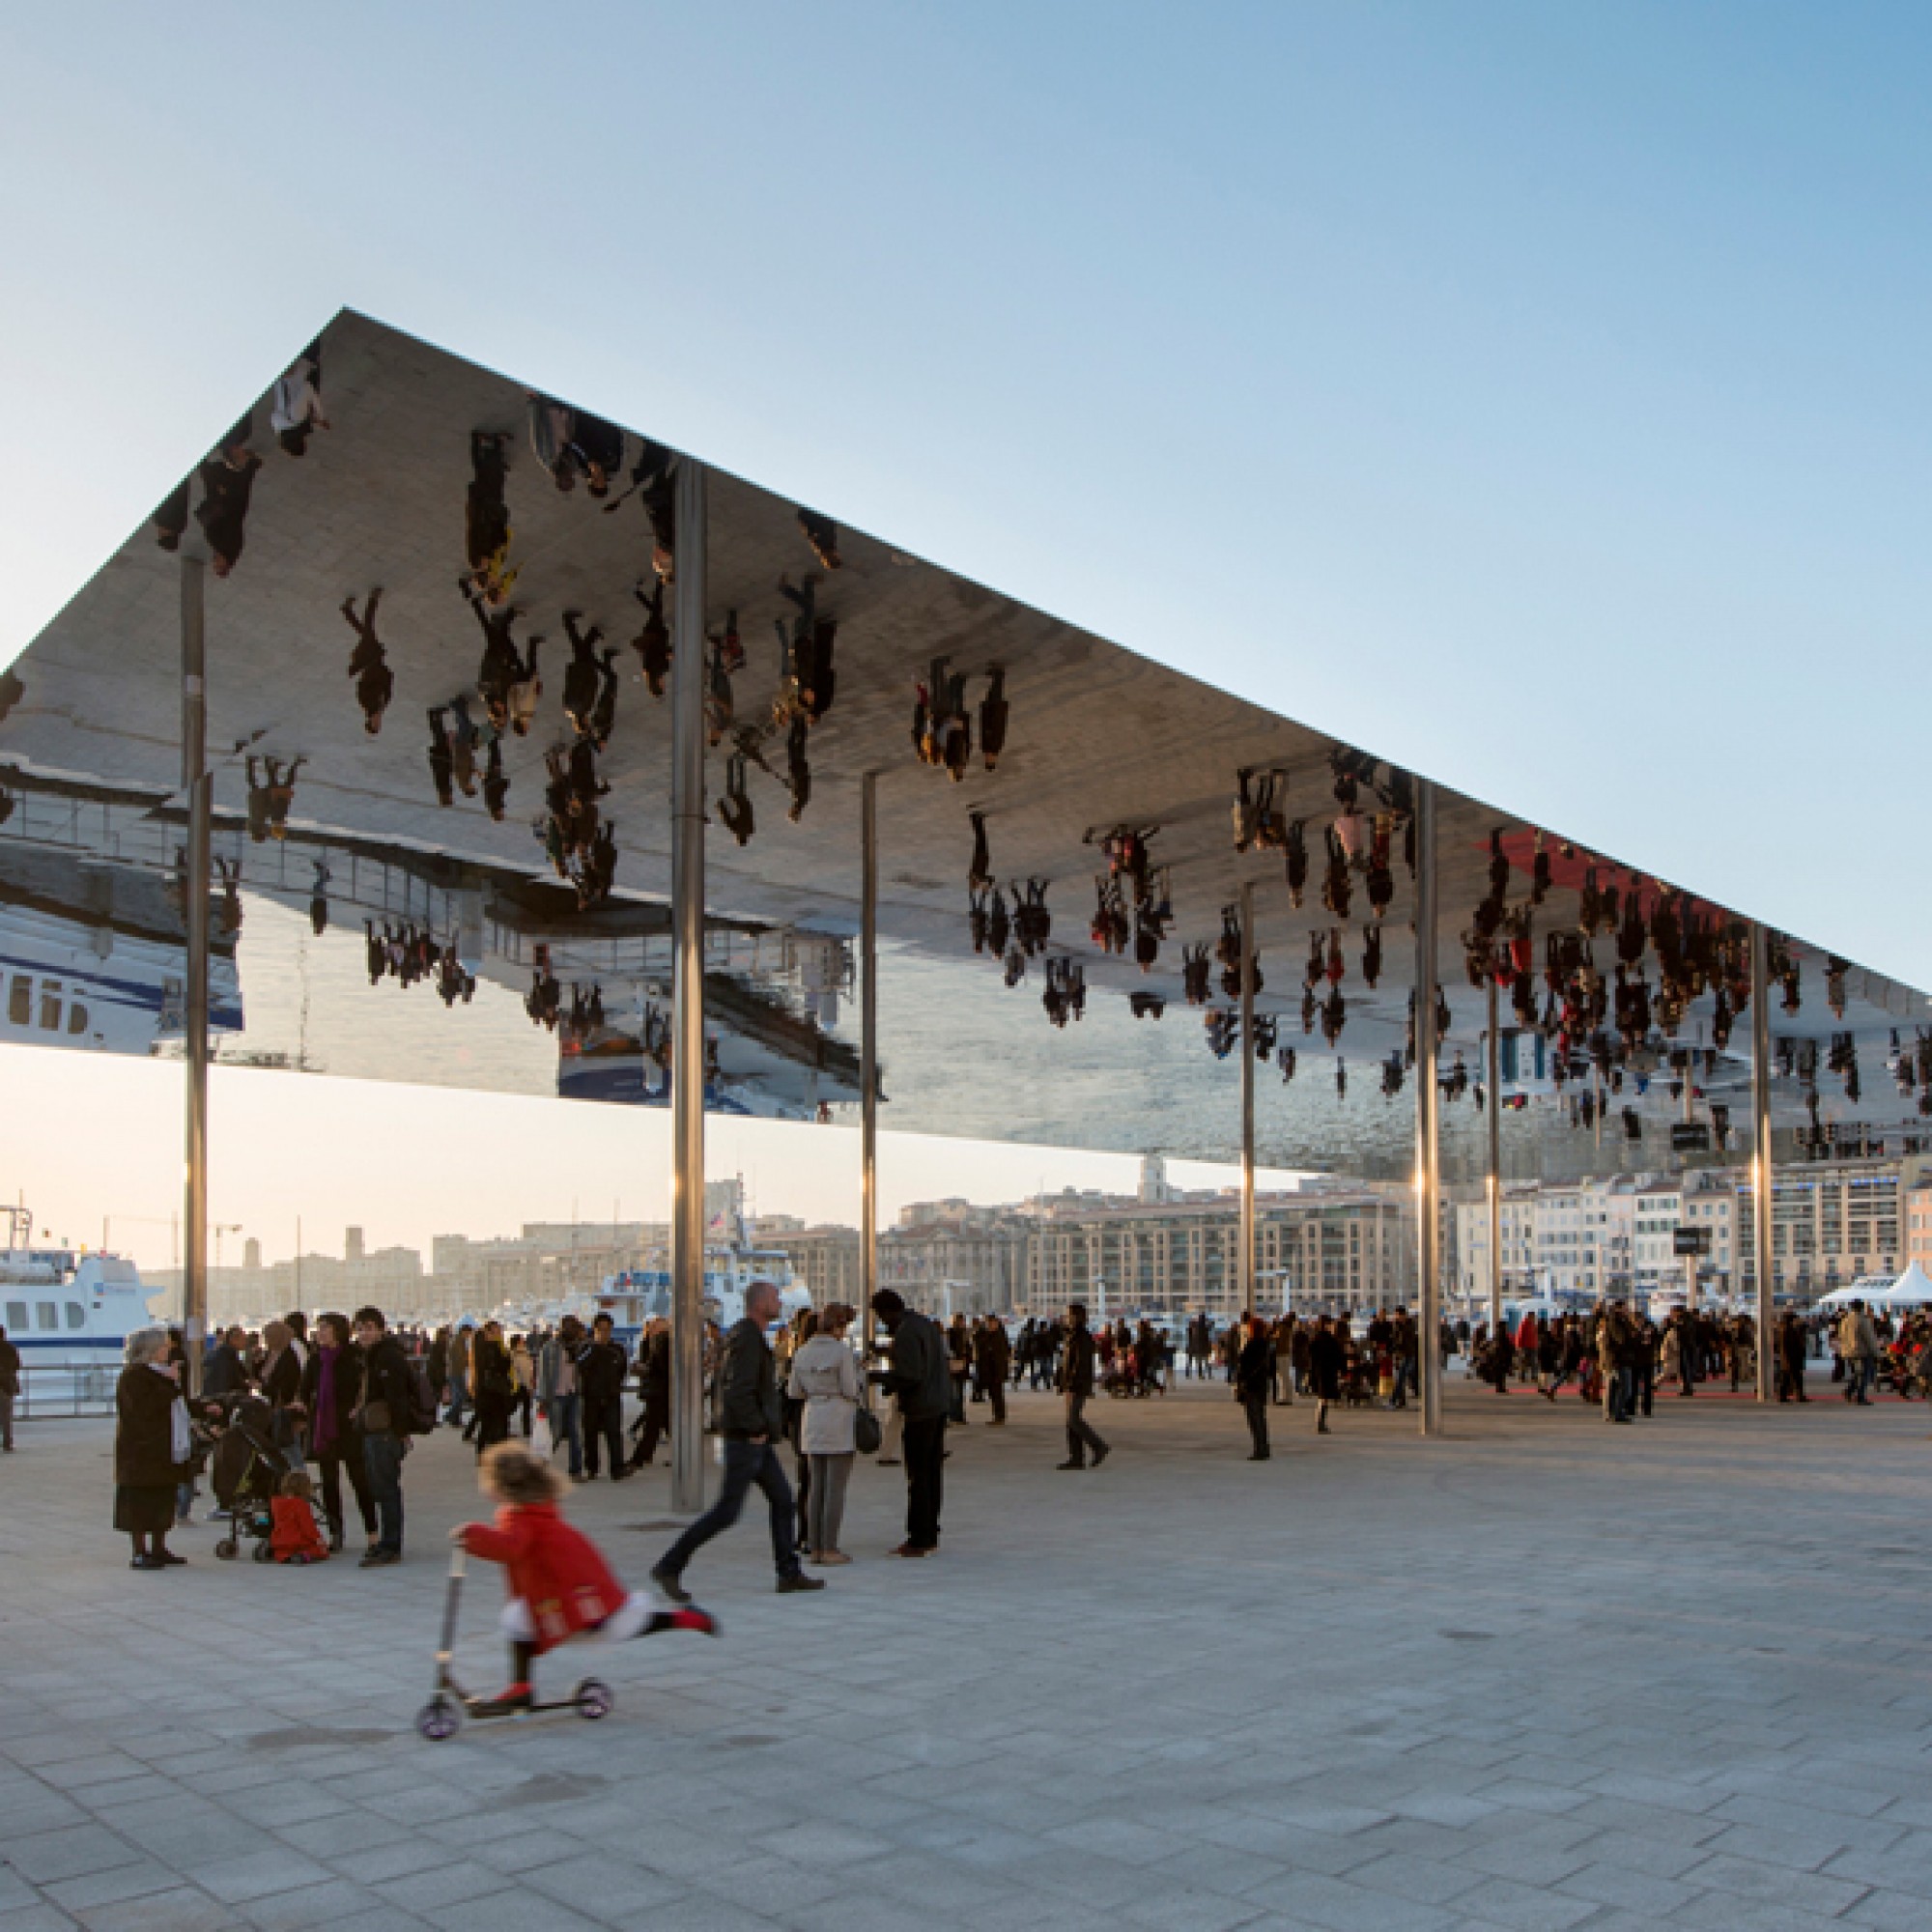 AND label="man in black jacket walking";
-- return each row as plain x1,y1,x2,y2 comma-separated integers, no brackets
870,1290,952,1555
1235,1312,1273,1460
651,1282,823,1599
629,1318,671,1468
1057,1303,1111,1471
